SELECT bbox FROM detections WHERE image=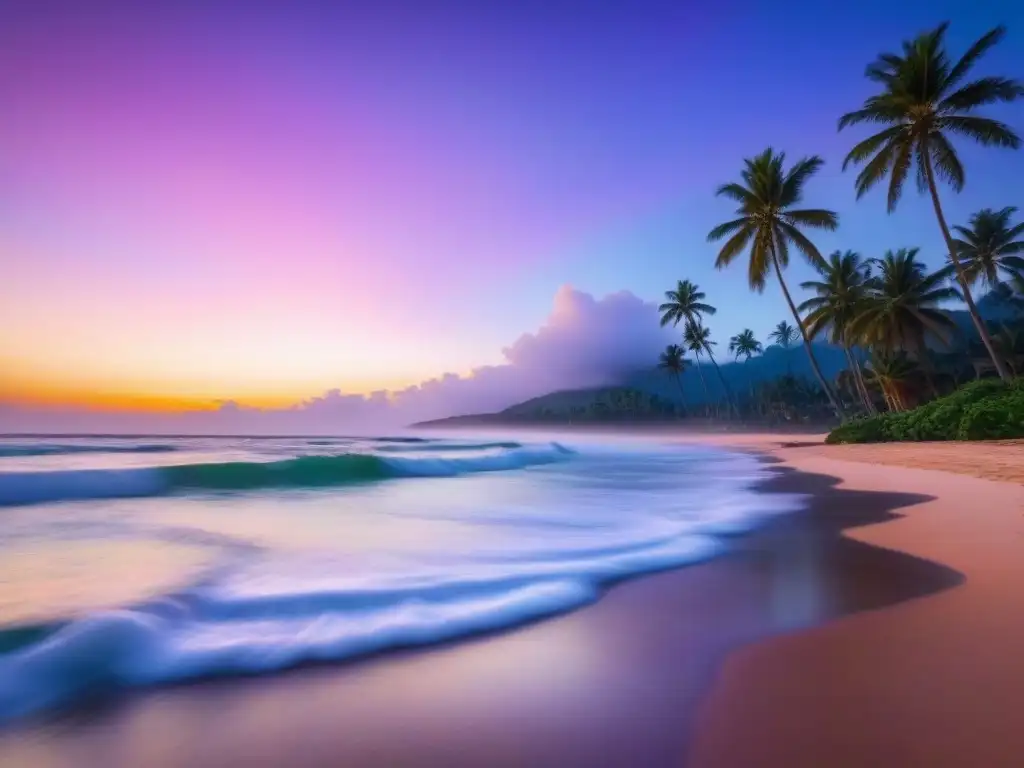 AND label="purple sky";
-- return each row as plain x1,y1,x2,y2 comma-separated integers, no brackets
1,0,1021,431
